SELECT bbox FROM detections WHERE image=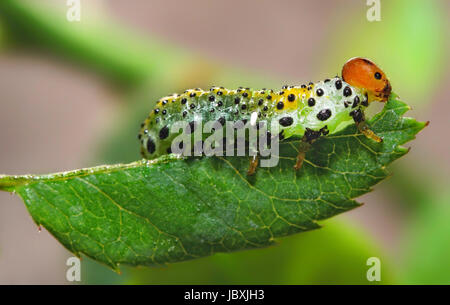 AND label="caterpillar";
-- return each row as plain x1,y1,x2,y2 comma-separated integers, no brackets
138,57,391,175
